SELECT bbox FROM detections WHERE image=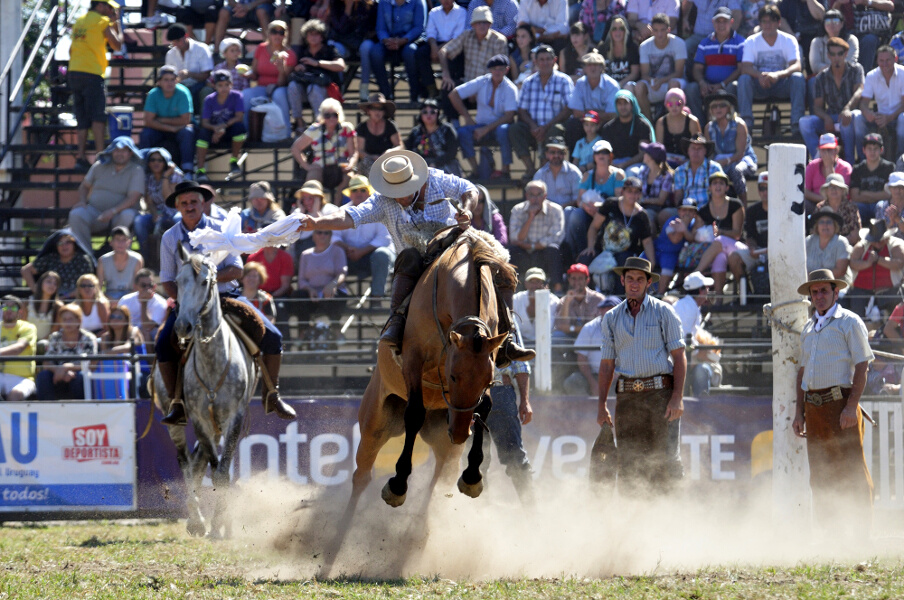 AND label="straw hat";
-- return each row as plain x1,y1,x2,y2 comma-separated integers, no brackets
797,268,848,295
369,150,429,198
342,174,375,197
294,179,325,199
358,92,396,119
